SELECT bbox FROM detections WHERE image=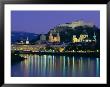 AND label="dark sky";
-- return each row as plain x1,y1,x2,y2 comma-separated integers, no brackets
11,11,100,34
